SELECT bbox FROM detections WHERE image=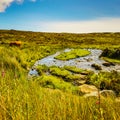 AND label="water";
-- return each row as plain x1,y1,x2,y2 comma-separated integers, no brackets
29,49,120,75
